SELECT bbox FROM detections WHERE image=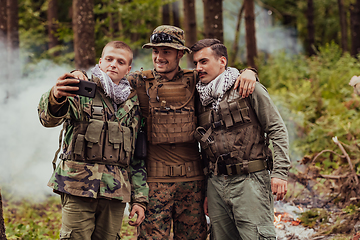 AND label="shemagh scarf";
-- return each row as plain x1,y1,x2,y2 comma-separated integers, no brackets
196,67,240,111
91,64,131,109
